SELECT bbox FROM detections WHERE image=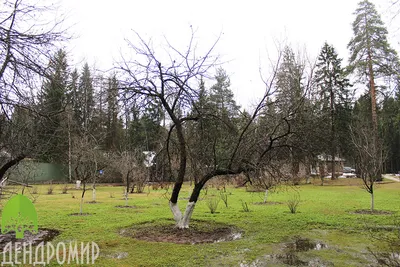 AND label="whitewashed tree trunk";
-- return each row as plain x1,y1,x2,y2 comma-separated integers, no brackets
80,197,84,214
92,188,96,202
371,192,374,211
169,201,196,229
169,201,182,223
125,188,129,206
263,189,268,204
